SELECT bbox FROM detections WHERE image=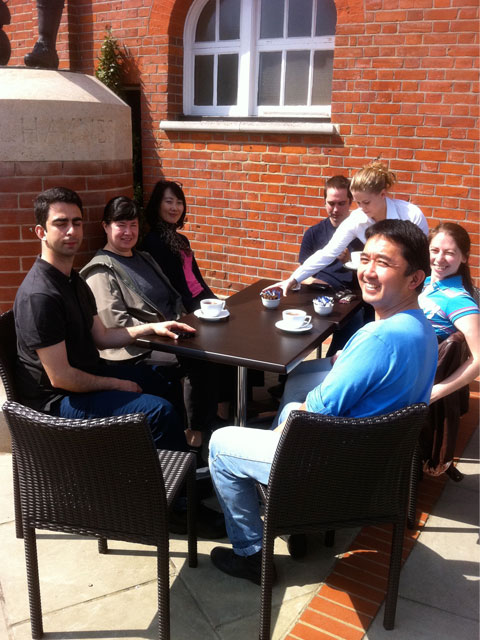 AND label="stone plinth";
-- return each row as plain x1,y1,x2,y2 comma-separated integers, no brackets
0,68,133,451
0,68,132,162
